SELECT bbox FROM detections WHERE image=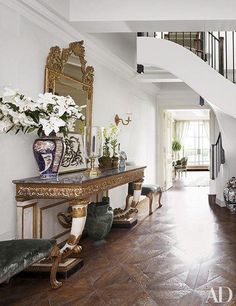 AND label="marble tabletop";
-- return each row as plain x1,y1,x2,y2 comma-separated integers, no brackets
13,165,146,185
